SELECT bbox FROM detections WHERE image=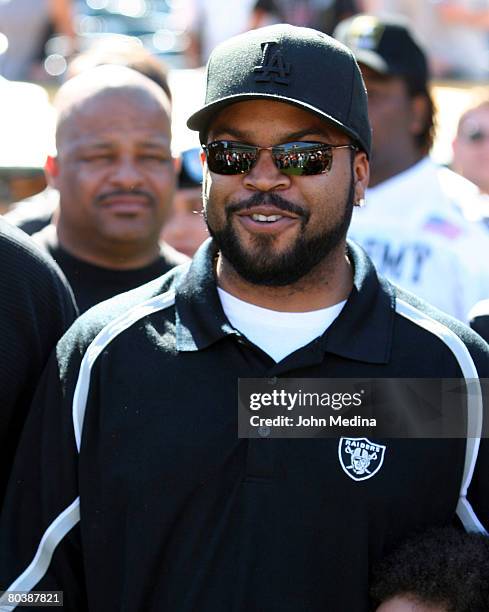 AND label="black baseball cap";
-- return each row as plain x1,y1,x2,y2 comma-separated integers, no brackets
187,24,371,156
334,14,429,93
